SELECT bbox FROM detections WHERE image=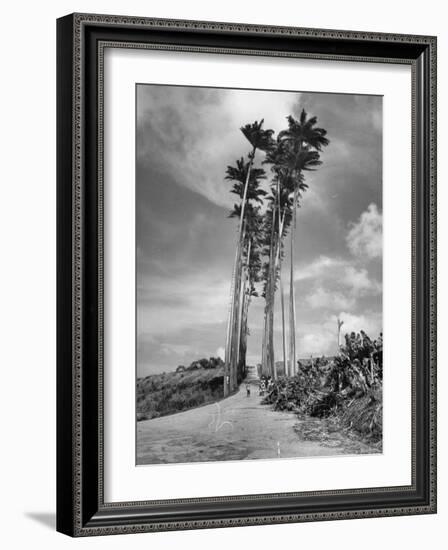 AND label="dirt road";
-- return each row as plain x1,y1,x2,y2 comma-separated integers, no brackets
137,387,350,464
